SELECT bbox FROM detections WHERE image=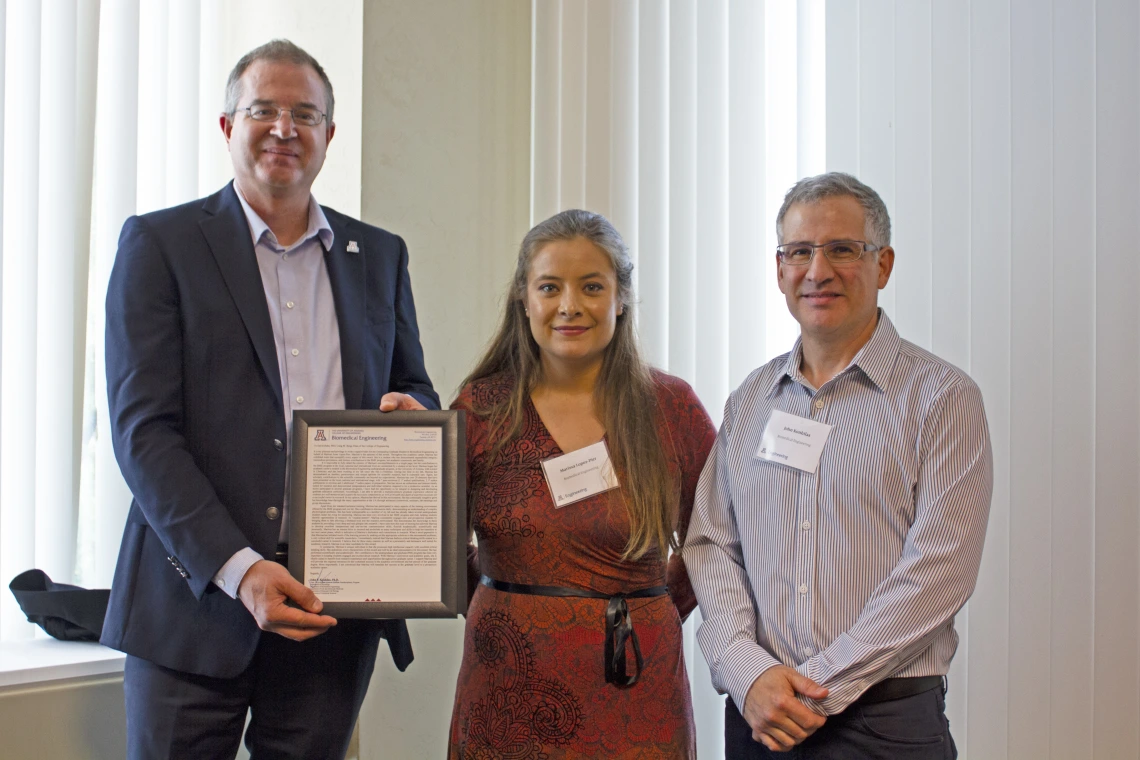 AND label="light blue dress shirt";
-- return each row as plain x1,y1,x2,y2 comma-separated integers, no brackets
211,187,345,598
685,313,993,715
